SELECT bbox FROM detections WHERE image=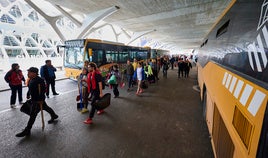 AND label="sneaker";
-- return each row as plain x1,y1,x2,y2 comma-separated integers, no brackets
10,104,16,108
15,129,31,137
97,110,104,115
48,114,59,124
81,108,89,113
19,101,24,105
83,118,93,124
53,93,59,95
